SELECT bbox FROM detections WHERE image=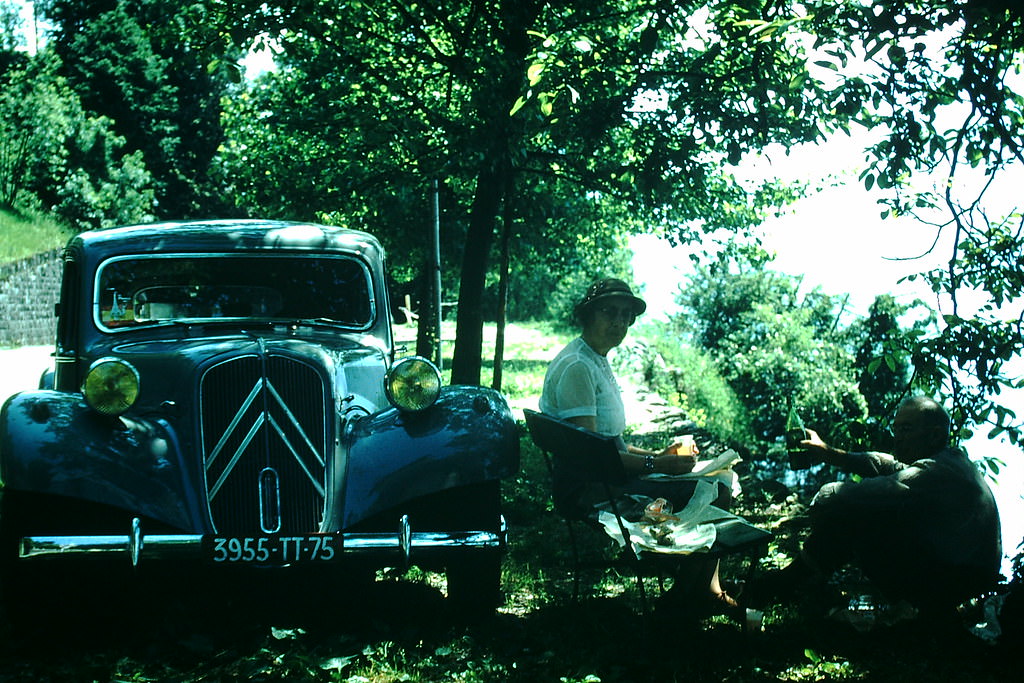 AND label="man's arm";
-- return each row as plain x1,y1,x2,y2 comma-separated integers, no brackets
801,429,903,477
